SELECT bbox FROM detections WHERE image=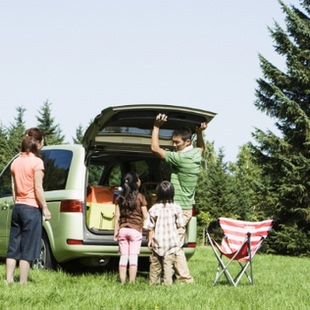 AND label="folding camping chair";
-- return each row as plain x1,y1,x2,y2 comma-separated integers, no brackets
206,217,273,286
